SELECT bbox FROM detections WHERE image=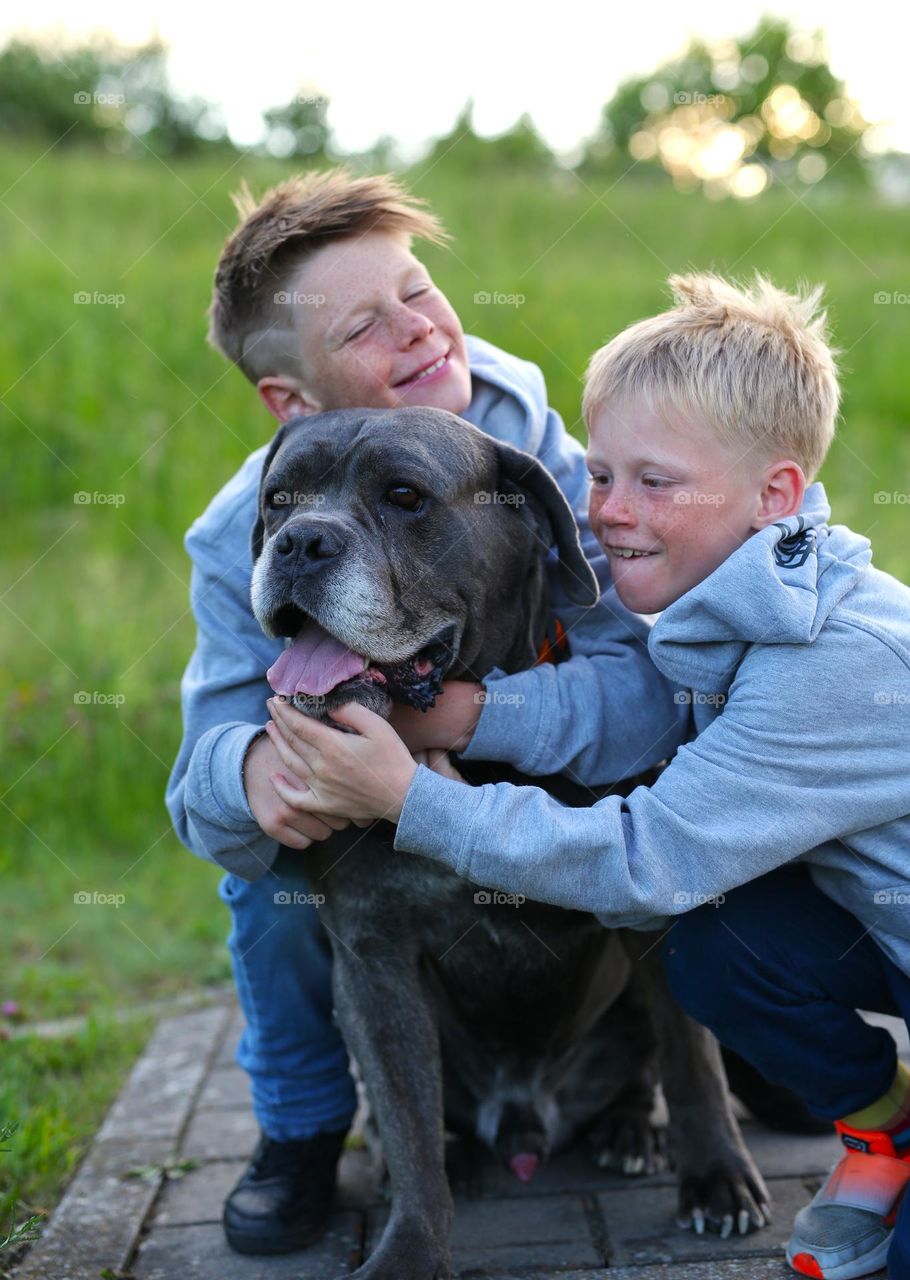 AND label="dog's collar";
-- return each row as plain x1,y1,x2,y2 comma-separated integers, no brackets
535,617,570,666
